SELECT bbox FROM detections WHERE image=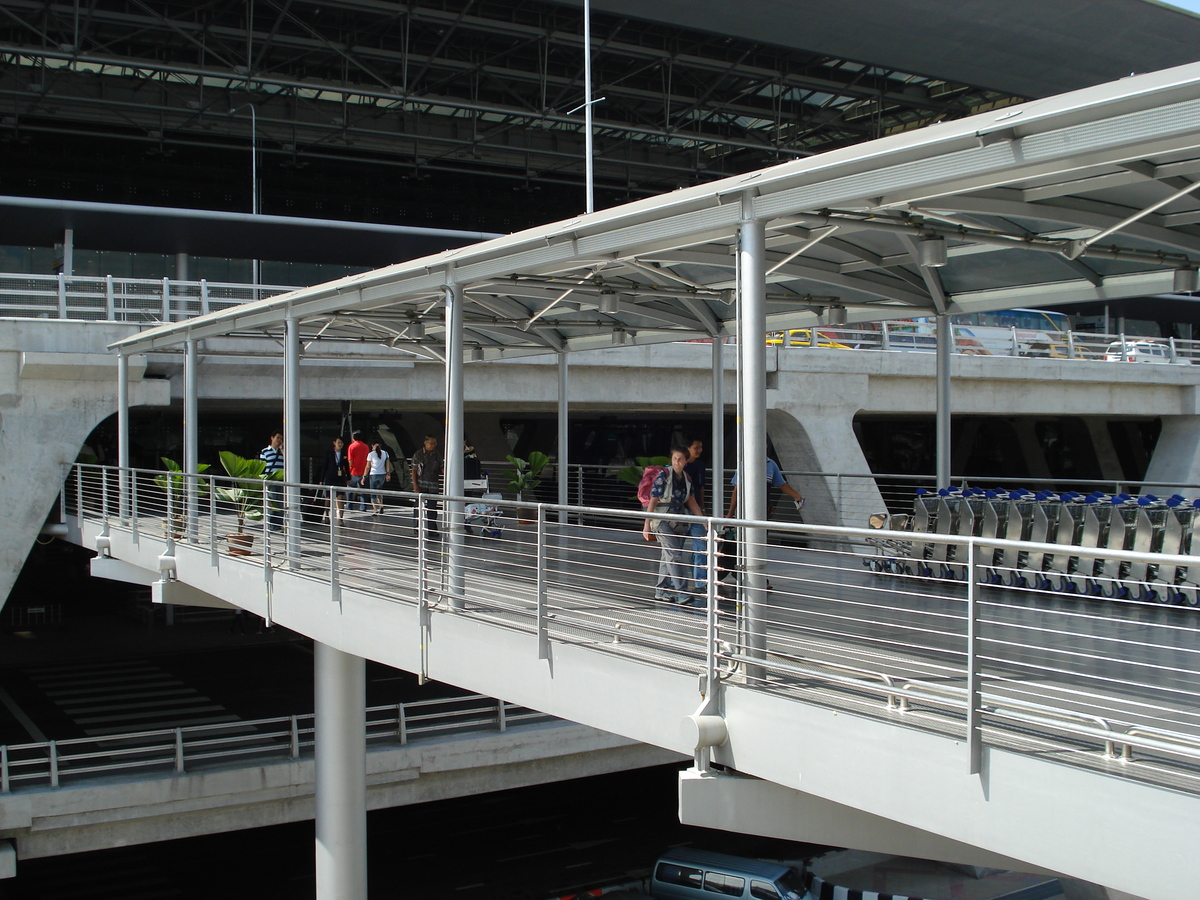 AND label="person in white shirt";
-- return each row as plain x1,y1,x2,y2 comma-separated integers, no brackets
366,440,392,514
